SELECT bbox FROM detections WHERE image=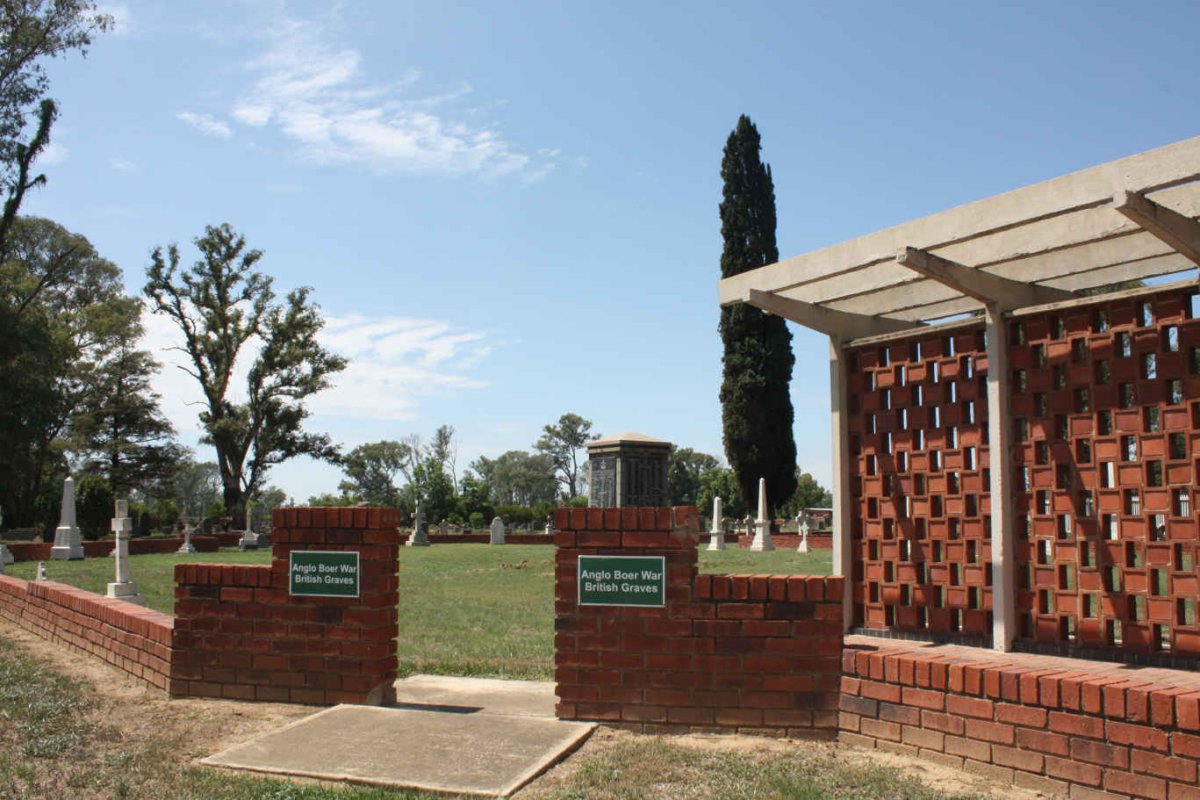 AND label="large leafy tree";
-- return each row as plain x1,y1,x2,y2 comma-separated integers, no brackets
468,450,557,507
0,2,112,529
697,465,747,520
144,223,347,529
780,469,833,517
667,447,720,506
170,456,222,521
534,412,597,500
338,440,410,507
72,323,184,497
718,115,797,515
0,1,110,256
0,218,146,526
